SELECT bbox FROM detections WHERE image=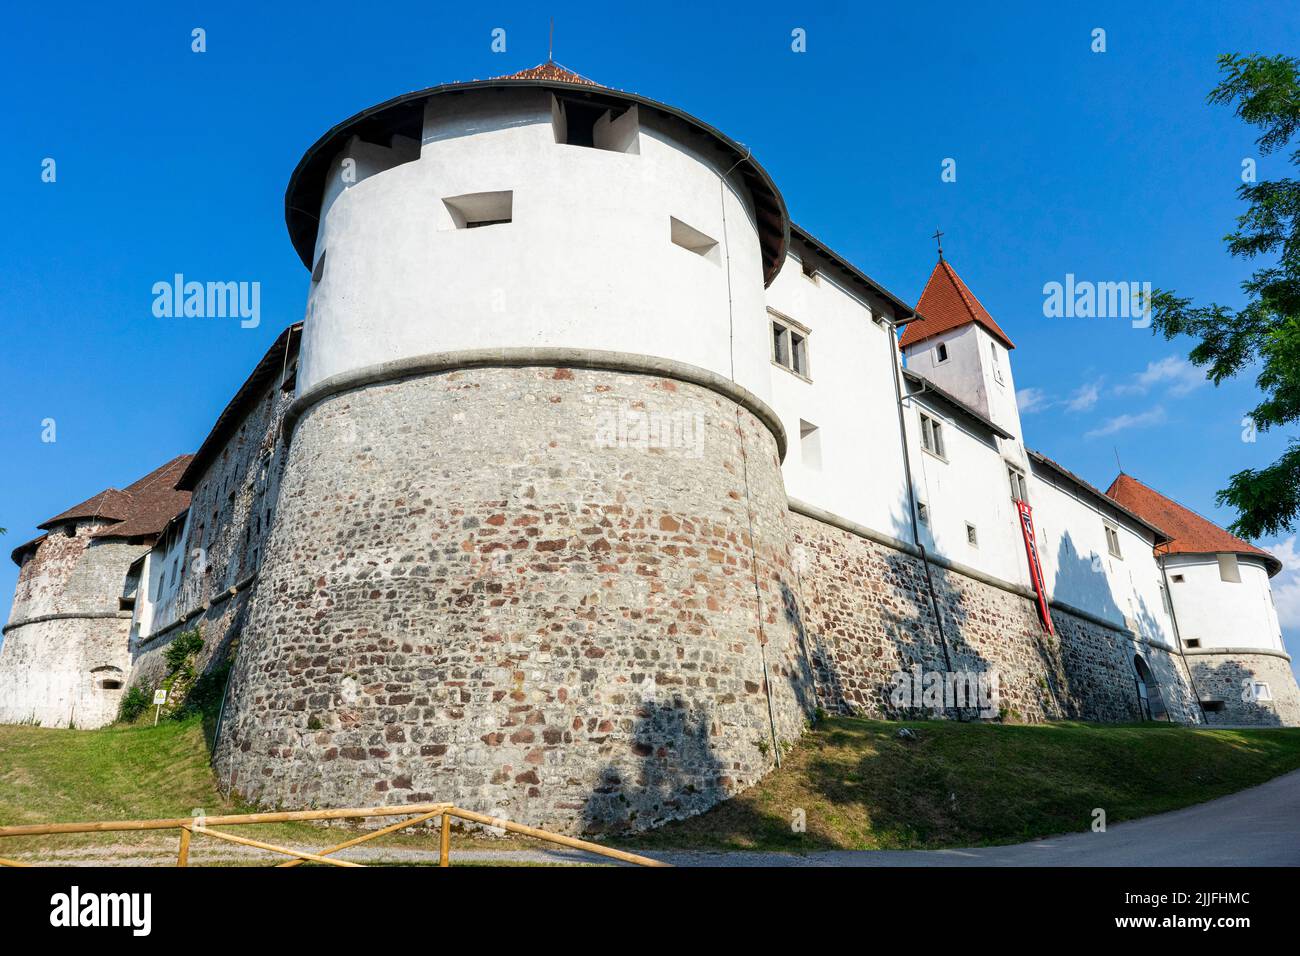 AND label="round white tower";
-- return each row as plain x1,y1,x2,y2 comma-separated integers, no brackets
215,63,813,833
